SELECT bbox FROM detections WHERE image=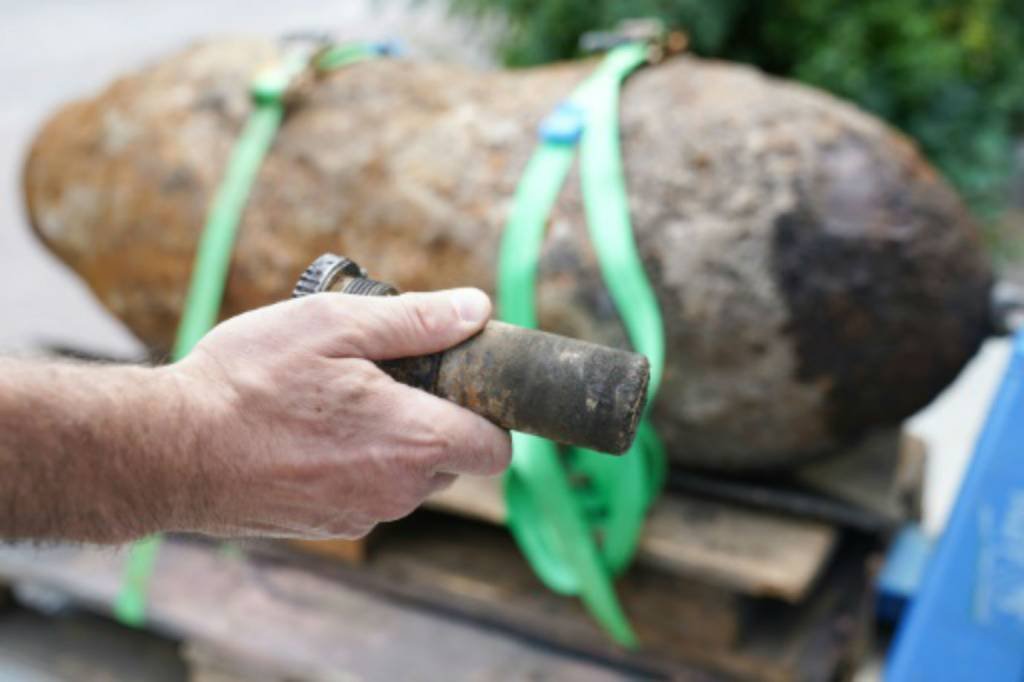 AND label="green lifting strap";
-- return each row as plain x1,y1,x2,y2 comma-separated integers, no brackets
114,42,387,626
499,41,667,647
